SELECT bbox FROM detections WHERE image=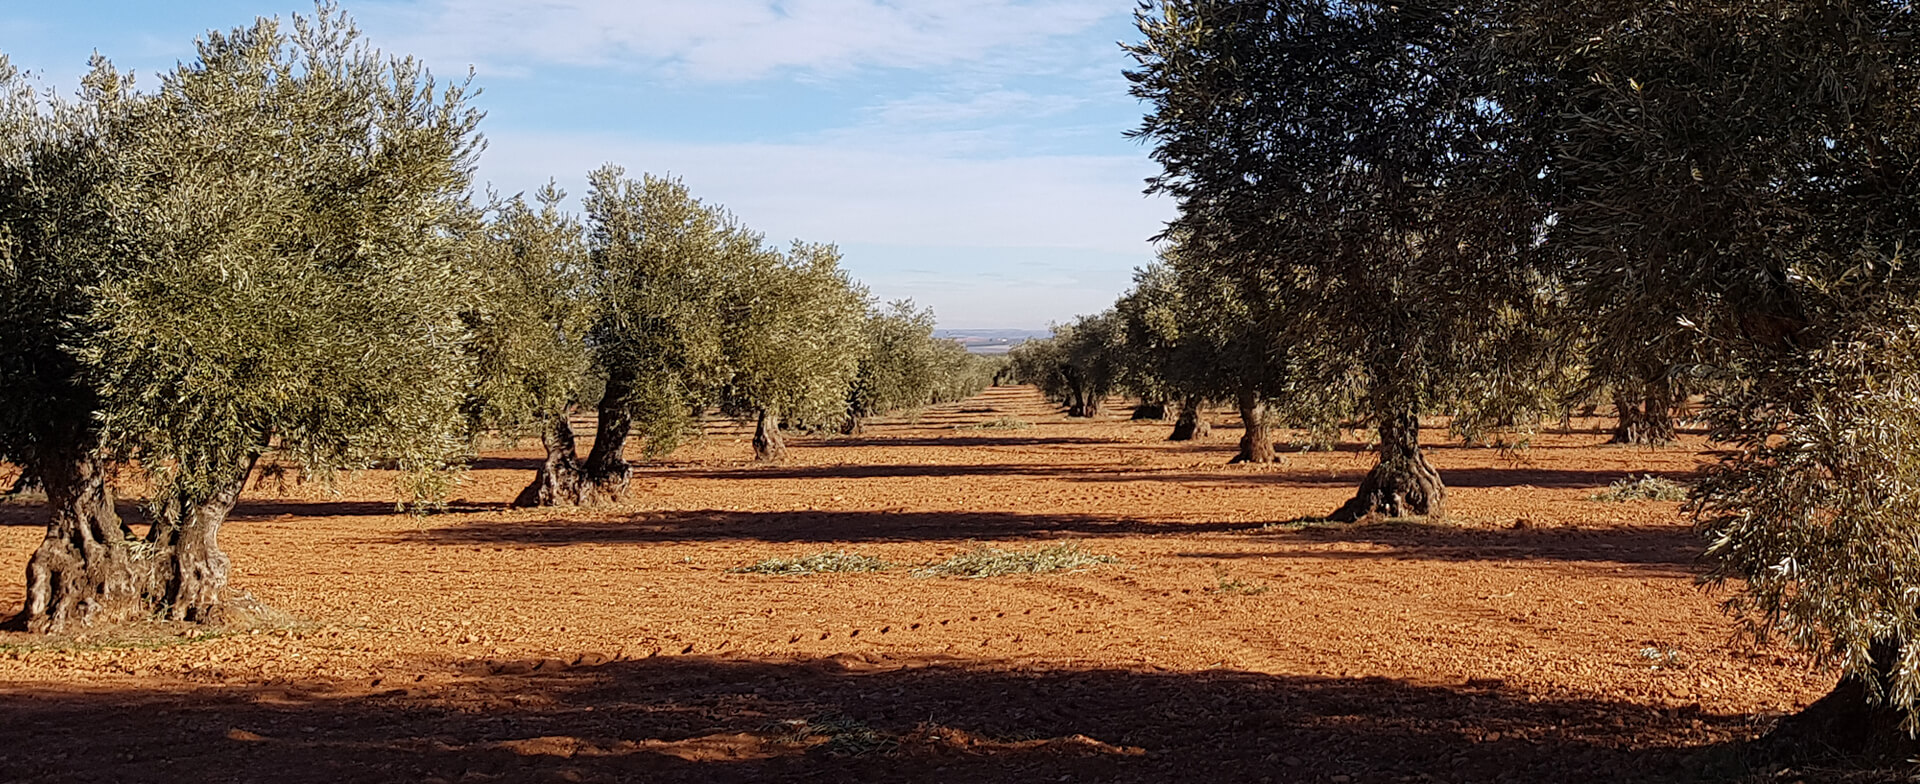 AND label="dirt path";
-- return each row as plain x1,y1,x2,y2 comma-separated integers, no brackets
0,386,1830,782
